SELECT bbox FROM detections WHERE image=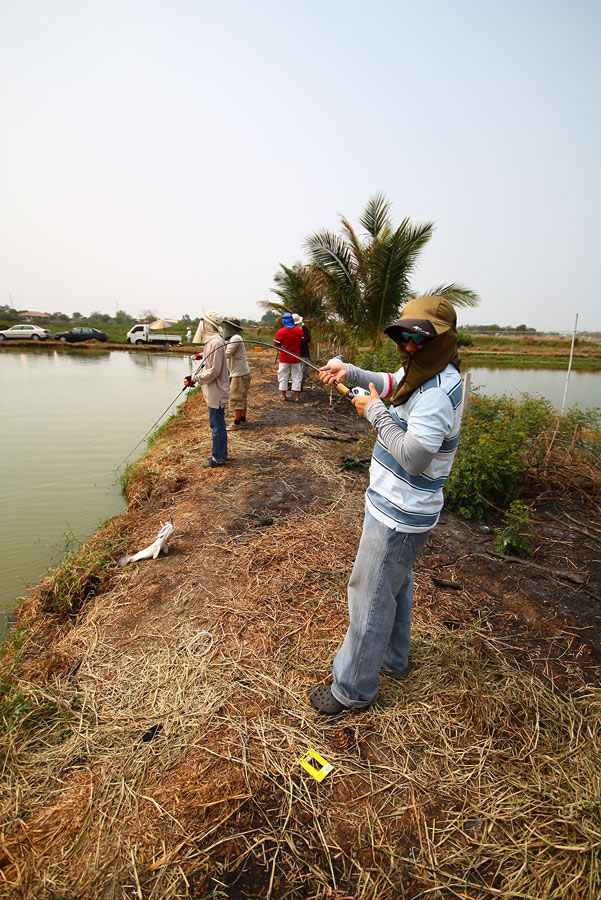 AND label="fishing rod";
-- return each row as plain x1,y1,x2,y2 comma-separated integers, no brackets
116,385,188,471
187,339,370,400
117,338,368,474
